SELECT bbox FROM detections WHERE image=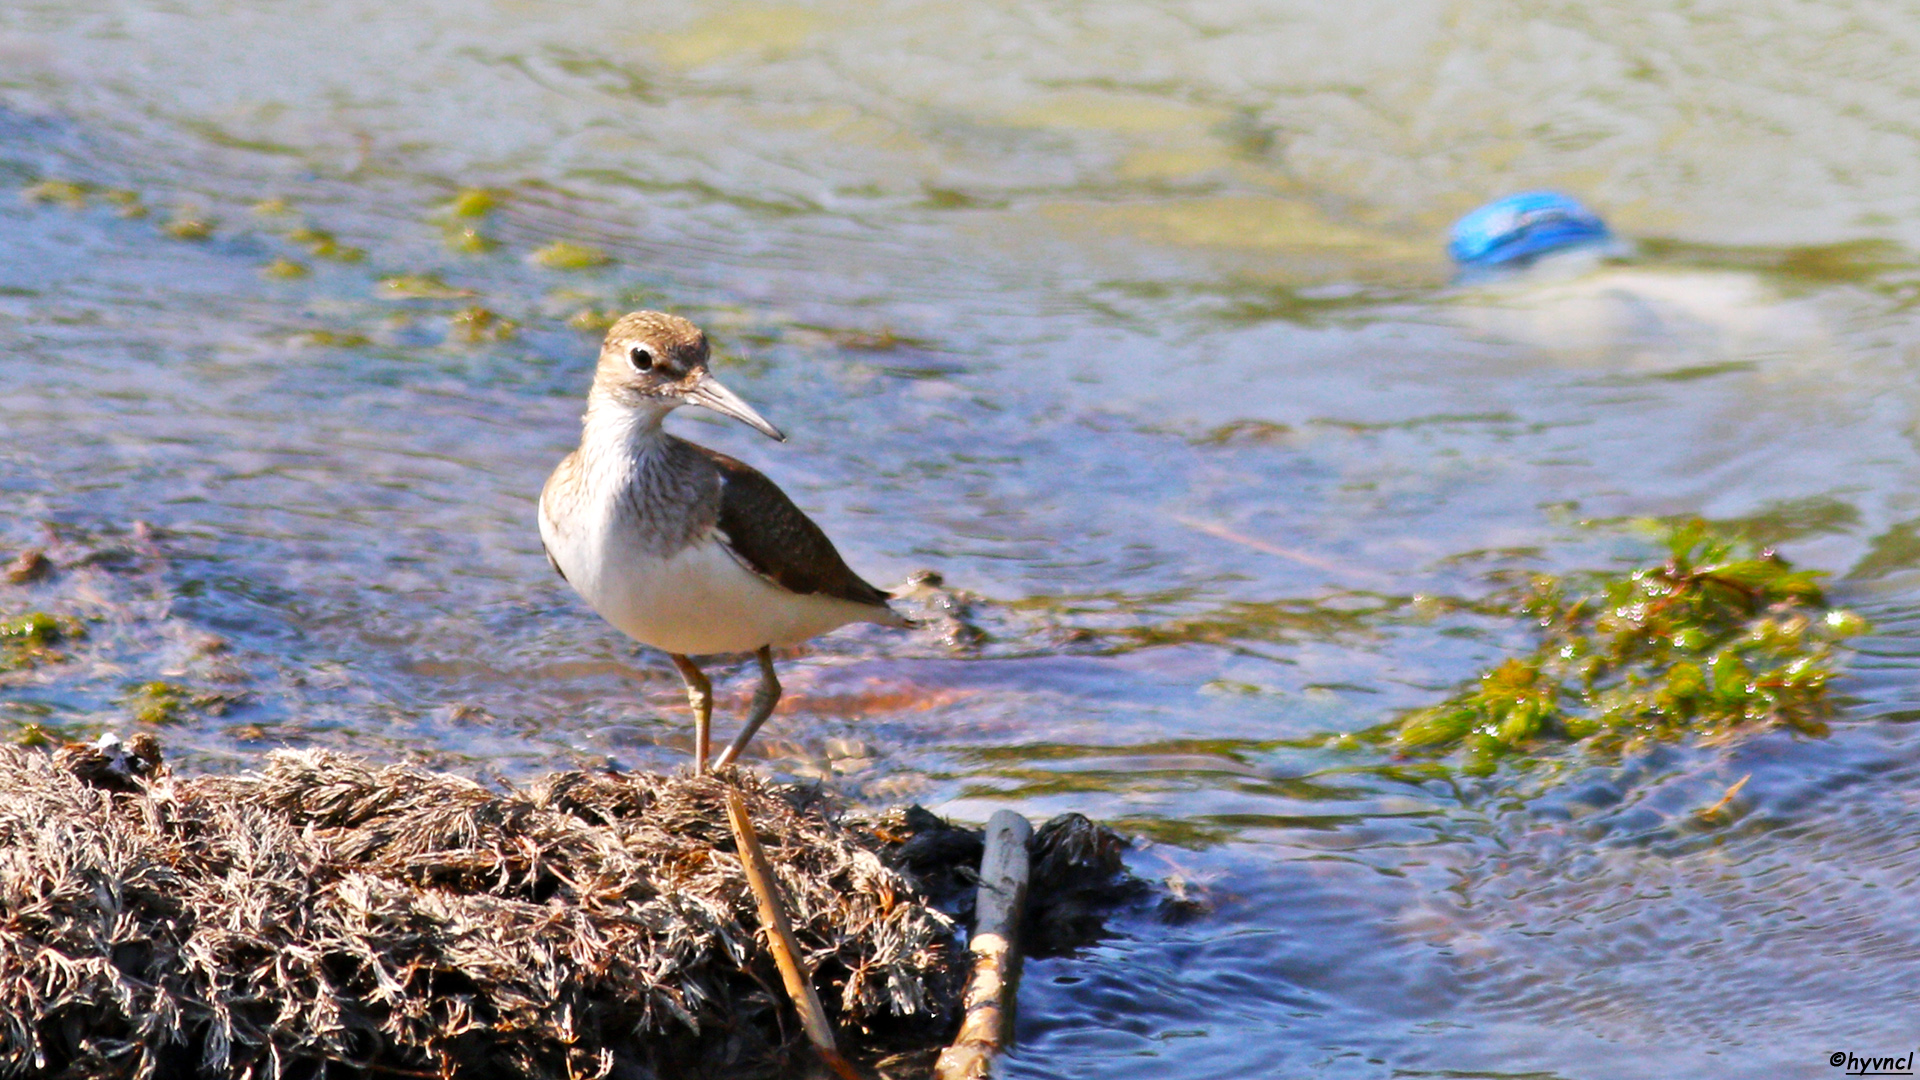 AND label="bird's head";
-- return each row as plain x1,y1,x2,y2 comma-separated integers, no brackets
590,311,785,441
